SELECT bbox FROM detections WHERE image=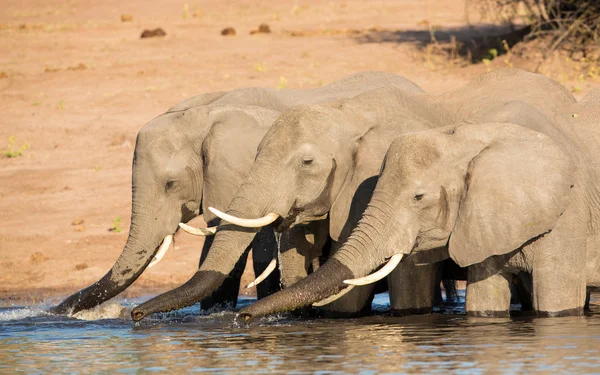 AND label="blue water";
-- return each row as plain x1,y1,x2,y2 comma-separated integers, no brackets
1,293,599,374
